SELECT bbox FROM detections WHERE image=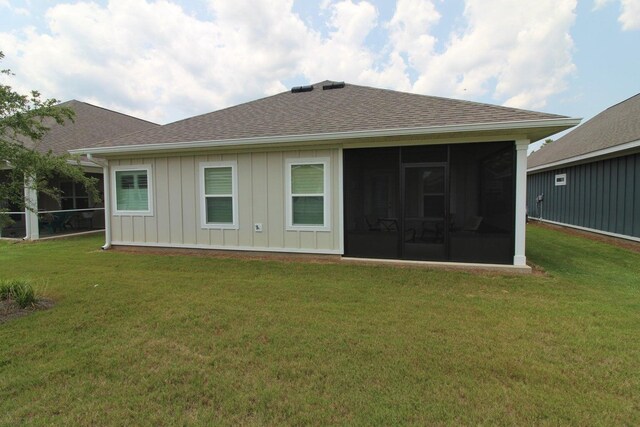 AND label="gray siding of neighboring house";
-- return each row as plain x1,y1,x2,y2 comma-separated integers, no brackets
527,152,640,238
